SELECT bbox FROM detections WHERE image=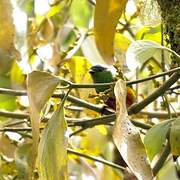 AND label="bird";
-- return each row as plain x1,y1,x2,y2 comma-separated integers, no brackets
89,65,136,110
